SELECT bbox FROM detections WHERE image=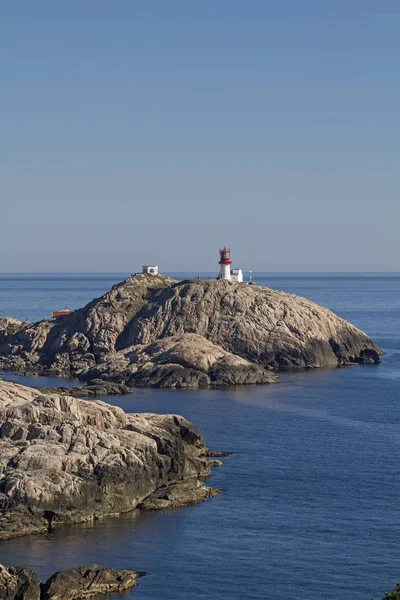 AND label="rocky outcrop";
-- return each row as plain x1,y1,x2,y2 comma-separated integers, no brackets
0,564,142,600
81,333,276,388
0,274,383,388
0,318,25,335
0,565,40,600
0,379,219,541
42,564,142,600
38,380,132,398
0,274,175,379
120,279,382,372
139,478,220,510
0,379,40,409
